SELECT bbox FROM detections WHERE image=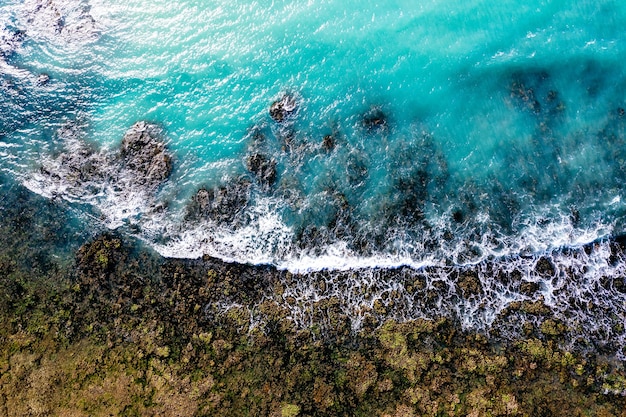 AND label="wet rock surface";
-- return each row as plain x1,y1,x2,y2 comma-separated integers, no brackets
269,92,298,123
186,178,252,225
20,0,99,45
33,121,173,199
120,121,173,187
246,152,277,187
